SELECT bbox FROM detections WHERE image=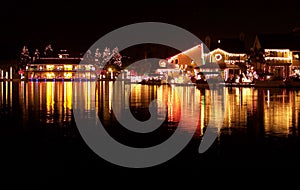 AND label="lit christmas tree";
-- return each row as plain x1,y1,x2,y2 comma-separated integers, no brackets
102,47,111,64
19,46,31,70
94,48,101,61
111,47,122,67
43,44,53,57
